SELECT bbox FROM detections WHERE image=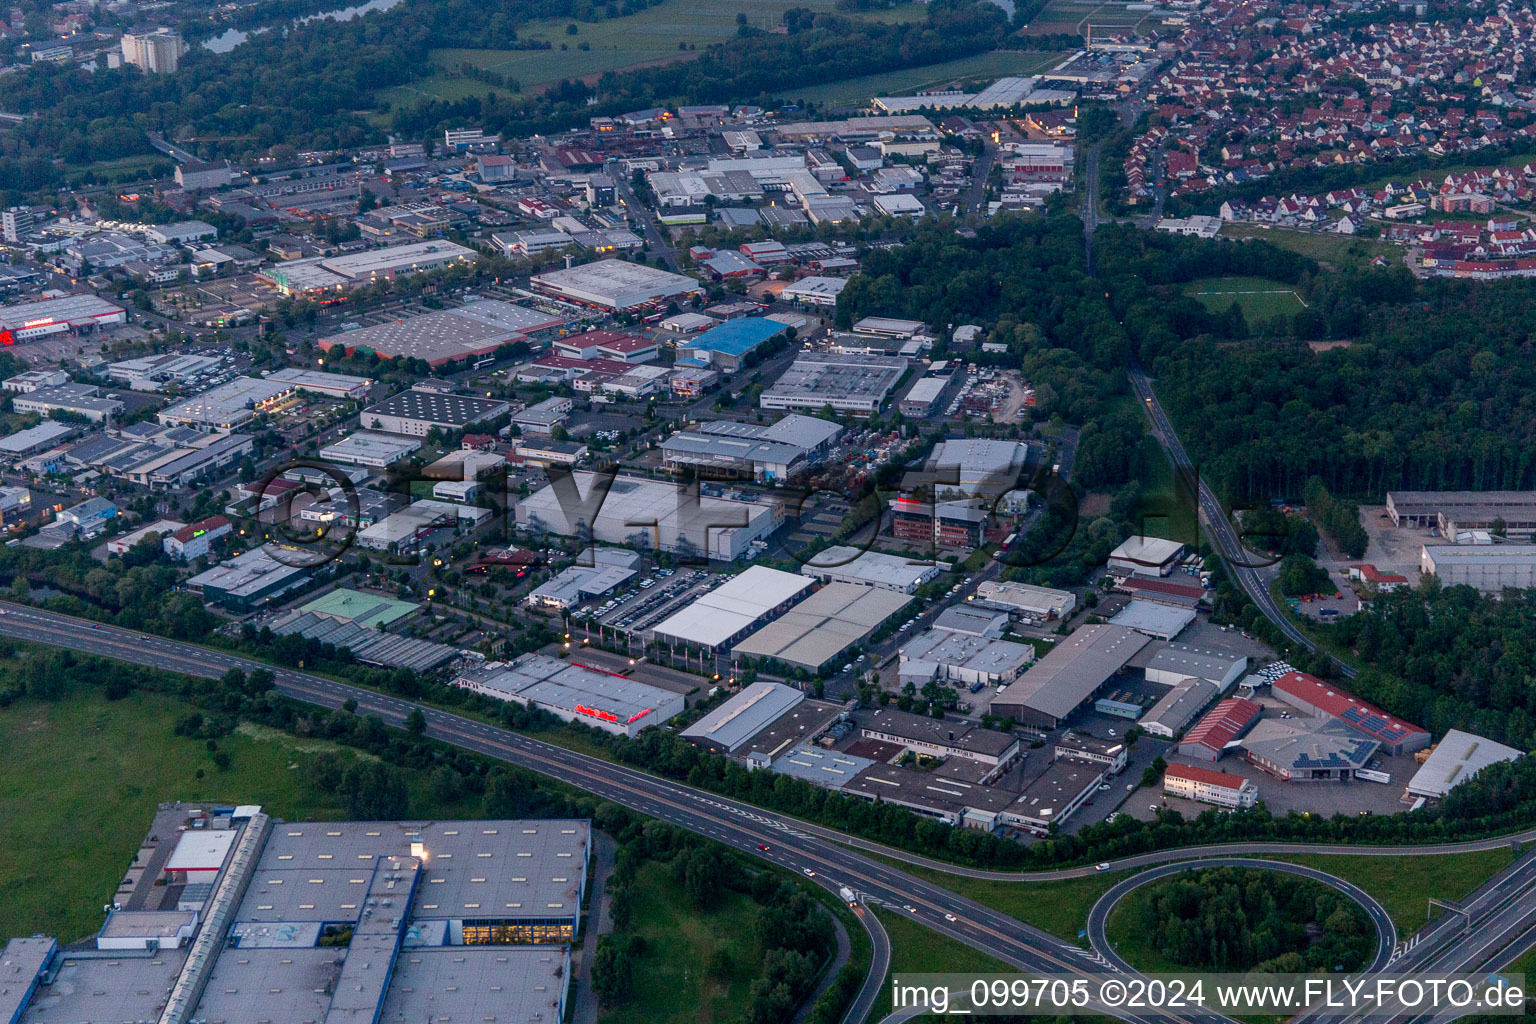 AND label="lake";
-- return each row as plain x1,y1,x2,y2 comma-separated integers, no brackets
202,0,404,53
